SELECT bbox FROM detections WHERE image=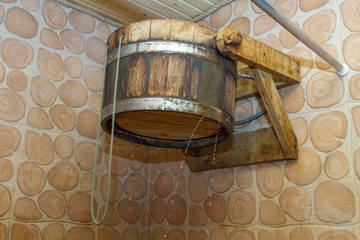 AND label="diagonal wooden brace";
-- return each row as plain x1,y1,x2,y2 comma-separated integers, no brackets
251,69,297,158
